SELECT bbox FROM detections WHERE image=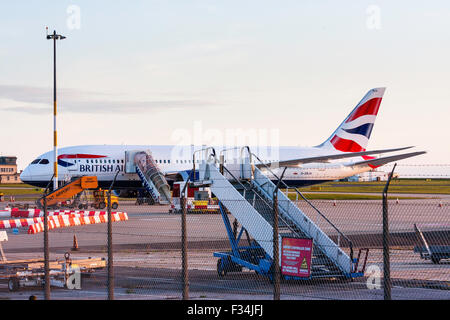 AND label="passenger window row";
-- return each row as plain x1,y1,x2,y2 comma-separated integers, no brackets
82,159,124,164
32,158,276,166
